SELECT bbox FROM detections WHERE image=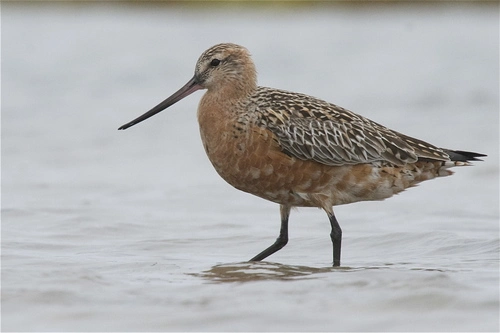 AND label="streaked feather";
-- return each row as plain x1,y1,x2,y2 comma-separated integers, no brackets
247,87,451,166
